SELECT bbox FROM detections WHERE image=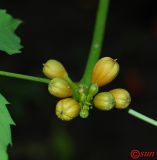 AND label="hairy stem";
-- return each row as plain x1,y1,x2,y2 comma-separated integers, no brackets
128,109,157,127
81,0,109,85
0,71,50,84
